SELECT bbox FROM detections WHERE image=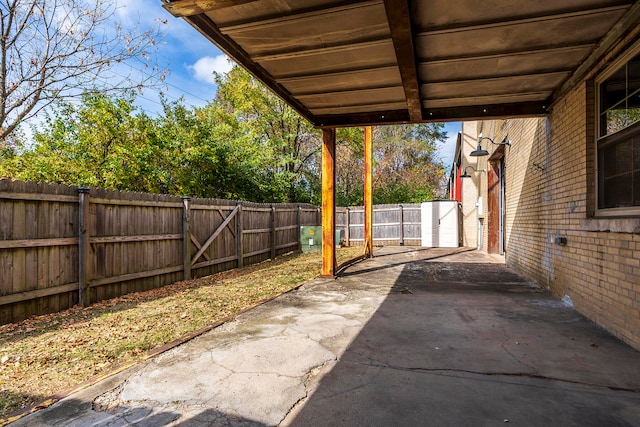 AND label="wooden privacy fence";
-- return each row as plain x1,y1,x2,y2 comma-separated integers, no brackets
337,204,422,246
0,179,320,324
